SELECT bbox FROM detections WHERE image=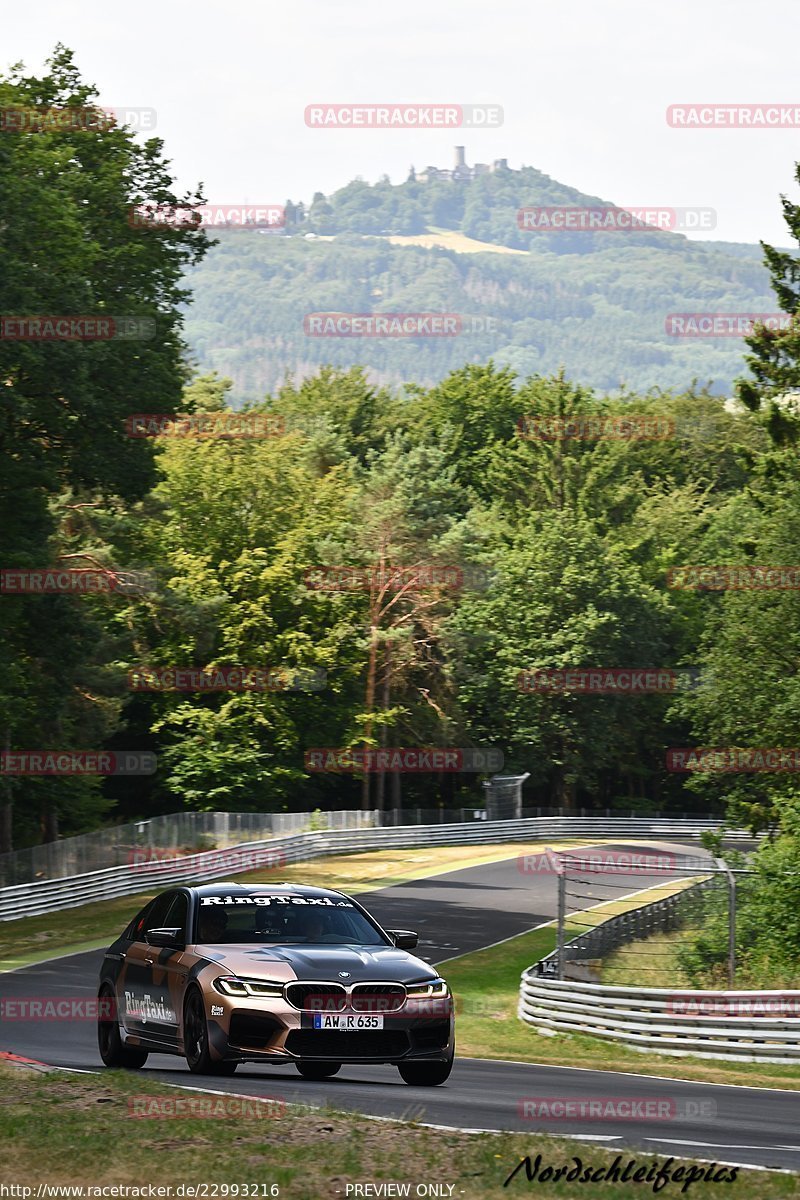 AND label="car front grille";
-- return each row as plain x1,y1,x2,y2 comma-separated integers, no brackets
285,1030,410,1059
284,981,408,1012
285,982,347,1011
350,983,406,1012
